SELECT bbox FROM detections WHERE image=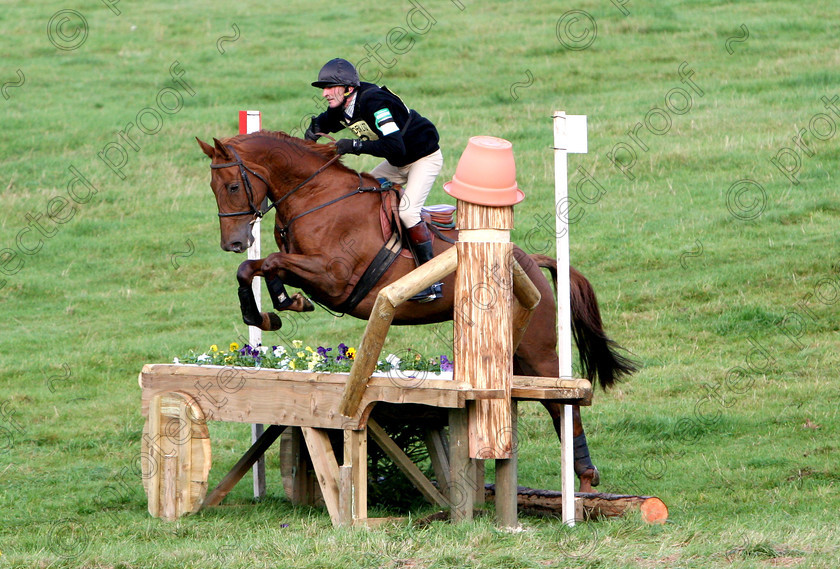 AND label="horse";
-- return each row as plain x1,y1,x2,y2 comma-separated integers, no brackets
196,130,638,493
